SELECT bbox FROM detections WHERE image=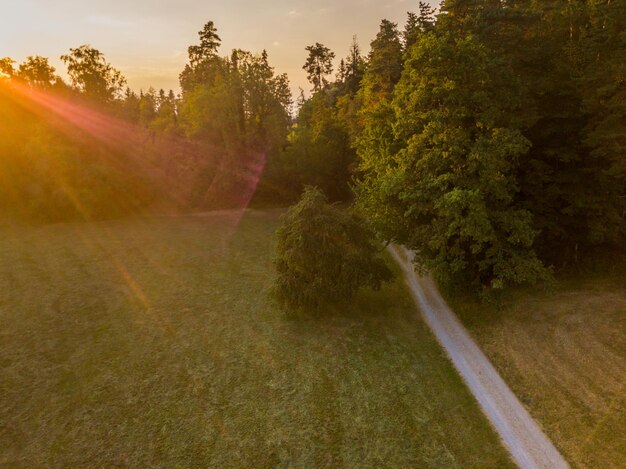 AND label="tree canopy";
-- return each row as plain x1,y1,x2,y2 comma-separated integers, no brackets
1,8,623,294
61,45,126,102
303,43,335,92
271,186,393,312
